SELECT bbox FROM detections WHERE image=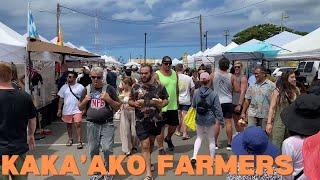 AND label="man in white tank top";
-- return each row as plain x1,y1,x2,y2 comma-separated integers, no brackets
211,58,240,151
